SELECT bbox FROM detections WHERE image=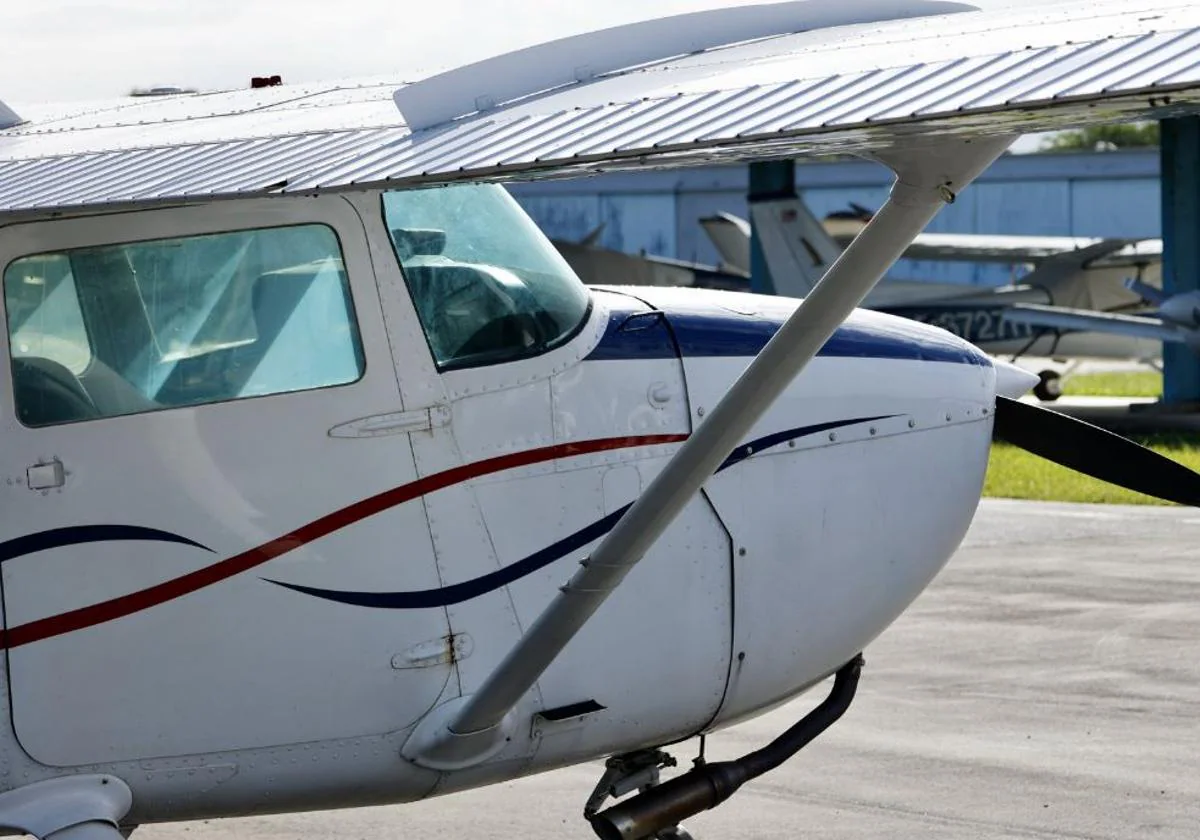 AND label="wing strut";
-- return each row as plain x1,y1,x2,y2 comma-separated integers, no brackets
402,135,1015,770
